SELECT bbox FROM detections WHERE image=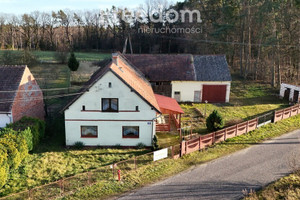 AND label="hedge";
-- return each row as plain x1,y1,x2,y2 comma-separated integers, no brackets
0,116,44,189
7,117,45,151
